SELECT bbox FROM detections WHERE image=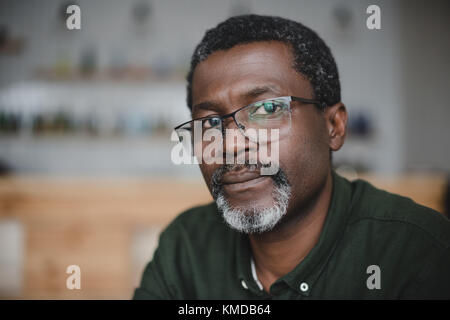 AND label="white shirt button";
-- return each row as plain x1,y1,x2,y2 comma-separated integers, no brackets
300,282,309,292
241,280,248,290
